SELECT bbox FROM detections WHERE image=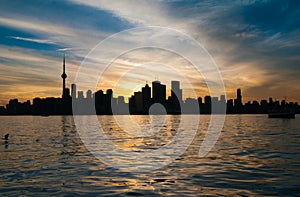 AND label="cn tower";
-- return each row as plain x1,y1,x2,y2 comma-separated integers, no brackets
61,54,67,99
